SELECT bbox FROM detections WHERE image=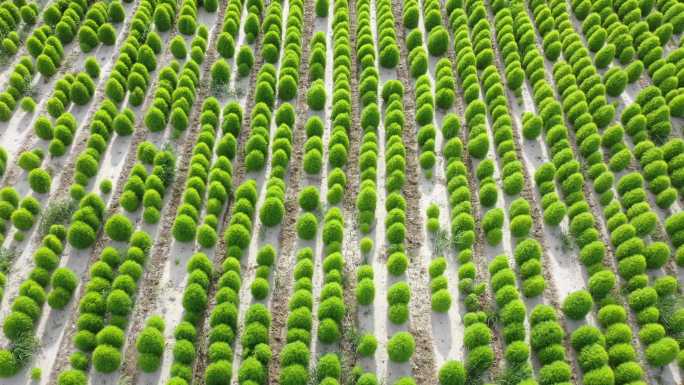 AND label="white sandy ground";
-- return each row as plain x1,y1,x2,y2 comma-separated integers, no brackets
101,8,227,385
0,0,141,342
525,2,682,383
0,0,139,181
227,1,294,383
358,0,392,381
0,4,199,383
407,0,465,365
306,4,335,369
